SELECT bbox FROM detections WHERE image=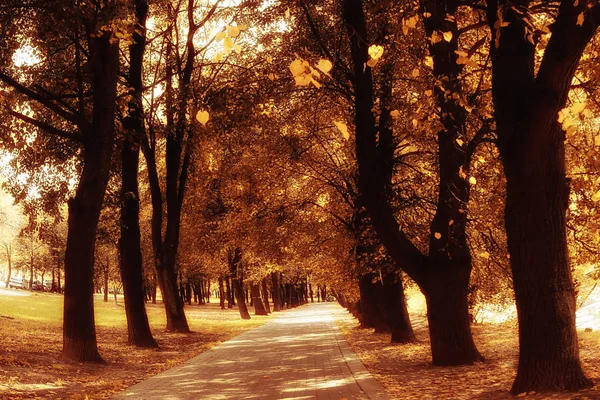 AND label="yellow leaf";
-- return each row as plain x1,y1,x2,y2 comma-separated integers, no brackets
212,52,223,63
469,176,477,185
455,138,464,146
224,37,234,50
196,110,209,126
412,118,418,127
289,59,305,77
592,190,600,202
294,74,311,86
434,232,442,239
311,78,321,89
368,44,384,60
390,109,400,118
571,101,586,114
411,68,420,77
227,25,240,38
285,8,290,18
425,89,432,96
430,31,442,44
424,56,434,68
423,12,431,18
443,31,453,42
215,31,225,41
266,55,273,63
316,59,333,74
449,219,454,226
577,12,584,26
234,44,242,54
268,73,275,81
334,121,350,140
